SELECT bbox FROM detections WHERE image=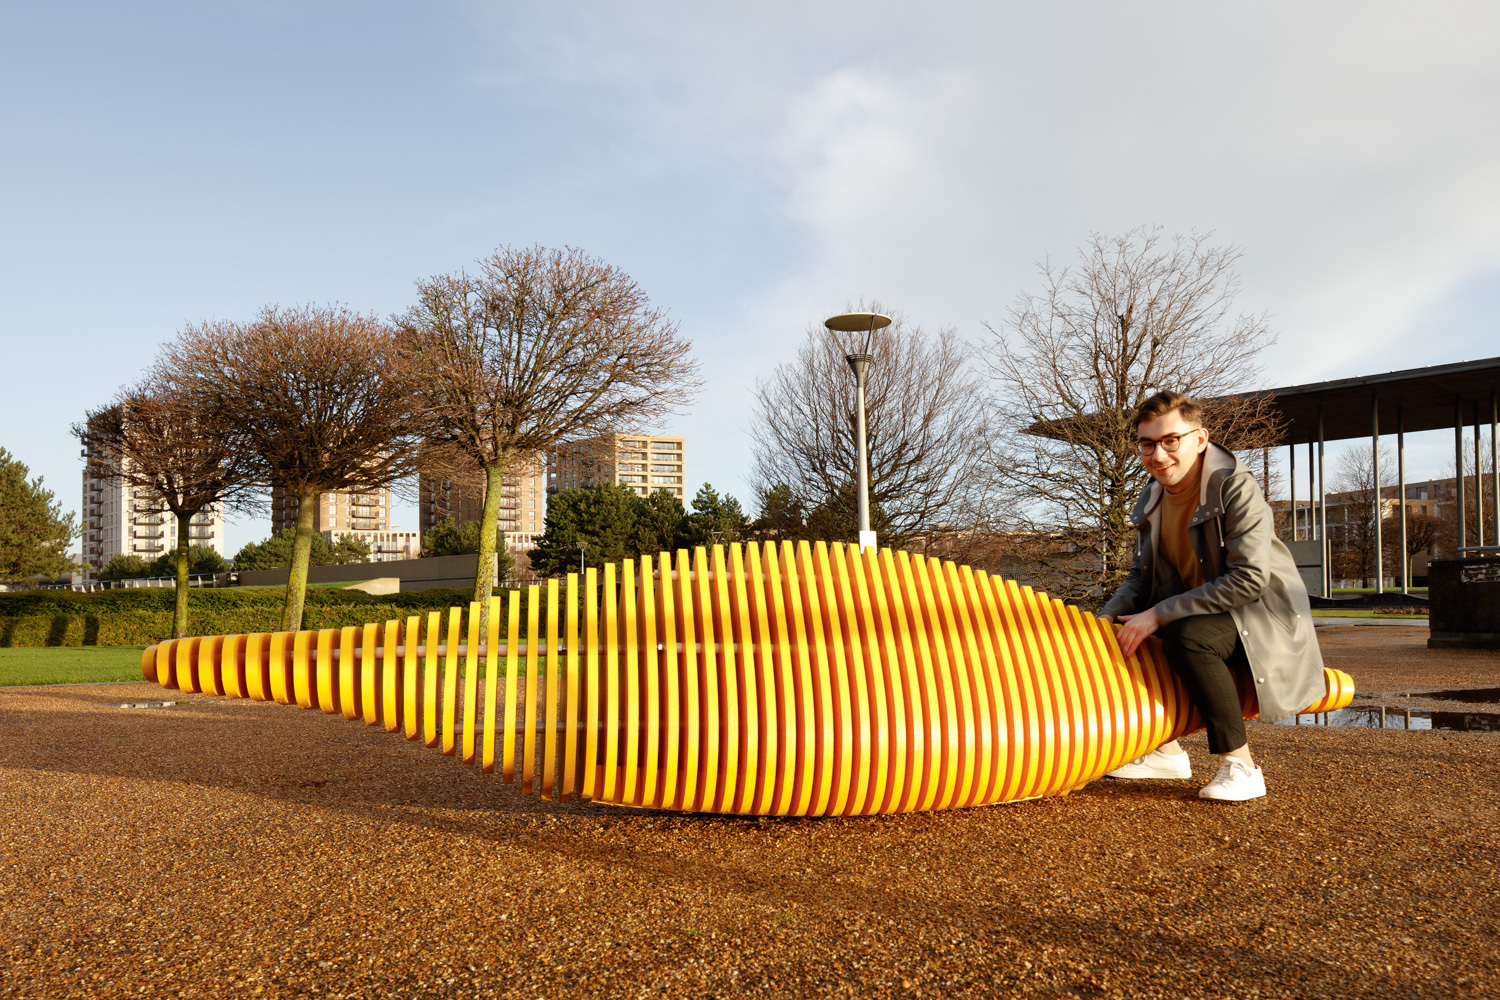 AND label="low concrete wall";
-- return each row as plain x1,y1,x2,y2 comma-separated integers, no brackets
231,554,480,593
1427,557,1500,649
